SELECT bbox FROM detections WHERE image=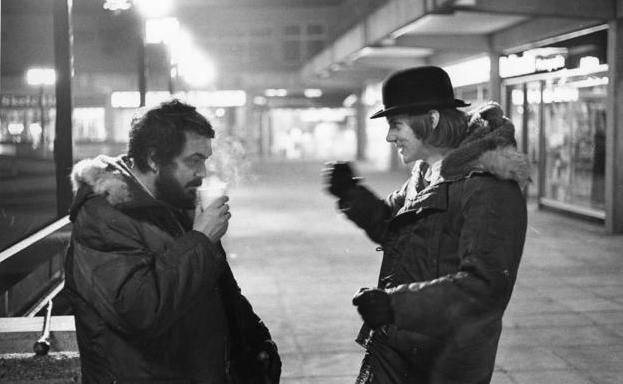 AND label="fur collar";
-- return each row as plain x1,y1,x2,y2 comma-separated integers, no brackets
70,155,145,210
436,102,530,188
